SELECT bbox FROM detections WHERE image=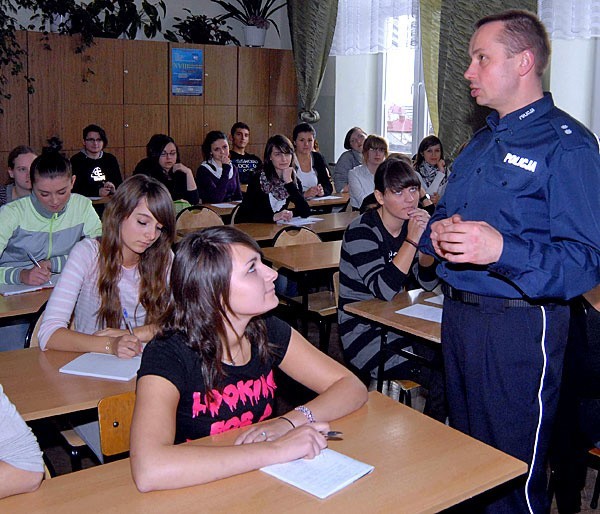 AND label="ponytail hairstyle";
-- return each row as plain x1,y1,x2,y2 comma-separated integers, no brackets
97,175,175,329
29,137,71,184
160,226,275,397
